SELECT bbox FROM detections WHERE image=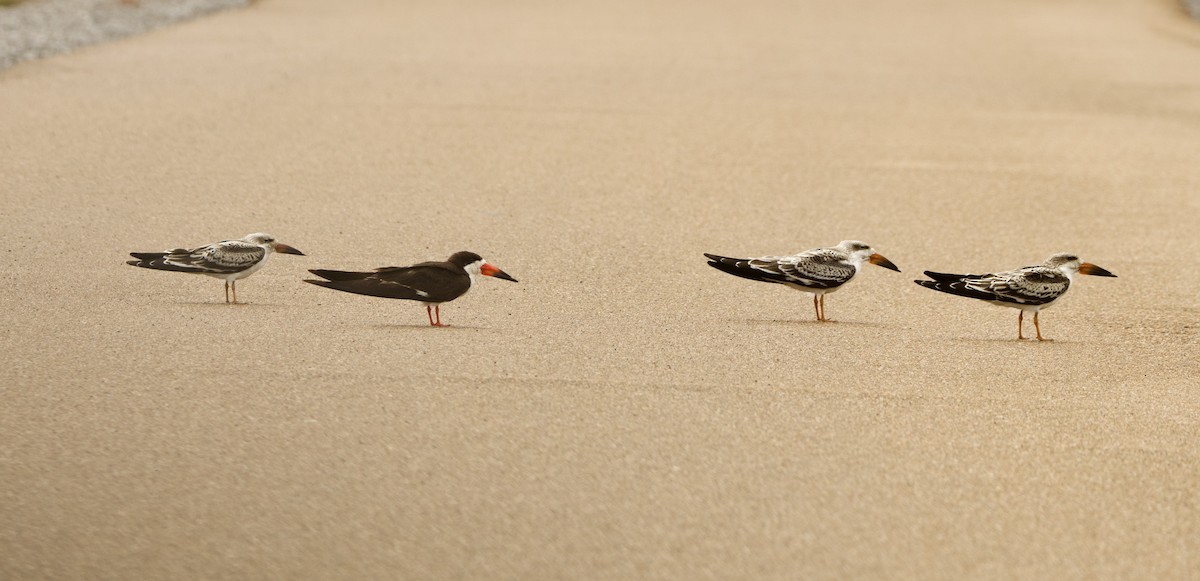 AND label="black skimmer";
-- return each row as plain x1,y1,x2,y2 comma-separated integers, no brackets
704,240,900,322
914,253,1117,340
304,251,518,326
127,232,304,304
